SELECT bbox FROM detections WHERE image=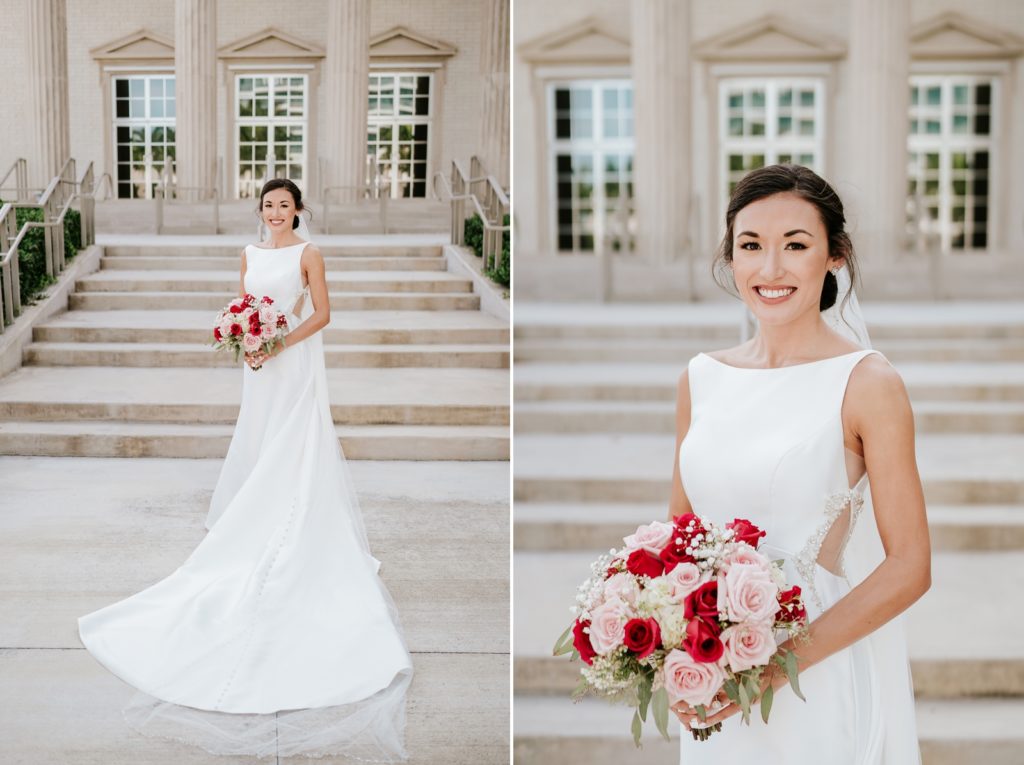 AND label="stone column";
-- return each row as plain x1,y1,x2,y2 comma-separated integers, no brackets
631,0,691,266
845,0,910,263
478,0,510,189
325,0,371,202
175,0,218,201
28,0,70,190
